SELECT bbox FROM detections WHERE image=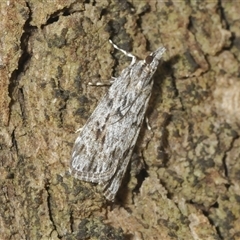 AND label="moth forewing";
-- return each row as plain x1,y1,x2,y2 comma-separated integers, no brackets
70,41,166,201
